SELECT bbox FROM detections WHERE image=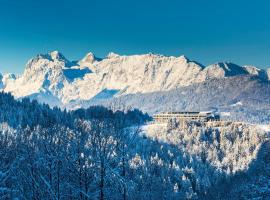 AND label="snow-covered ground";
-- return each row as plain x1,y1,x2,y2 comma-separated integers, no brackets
141,123,168,141
257,124,270,132
230,101,243,107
